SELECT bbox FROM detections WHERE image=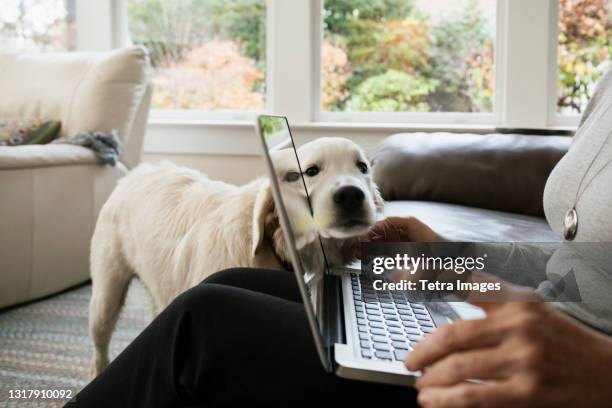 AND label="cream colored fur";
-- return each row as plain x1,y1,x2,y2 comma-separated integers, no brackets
88,137,382,378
